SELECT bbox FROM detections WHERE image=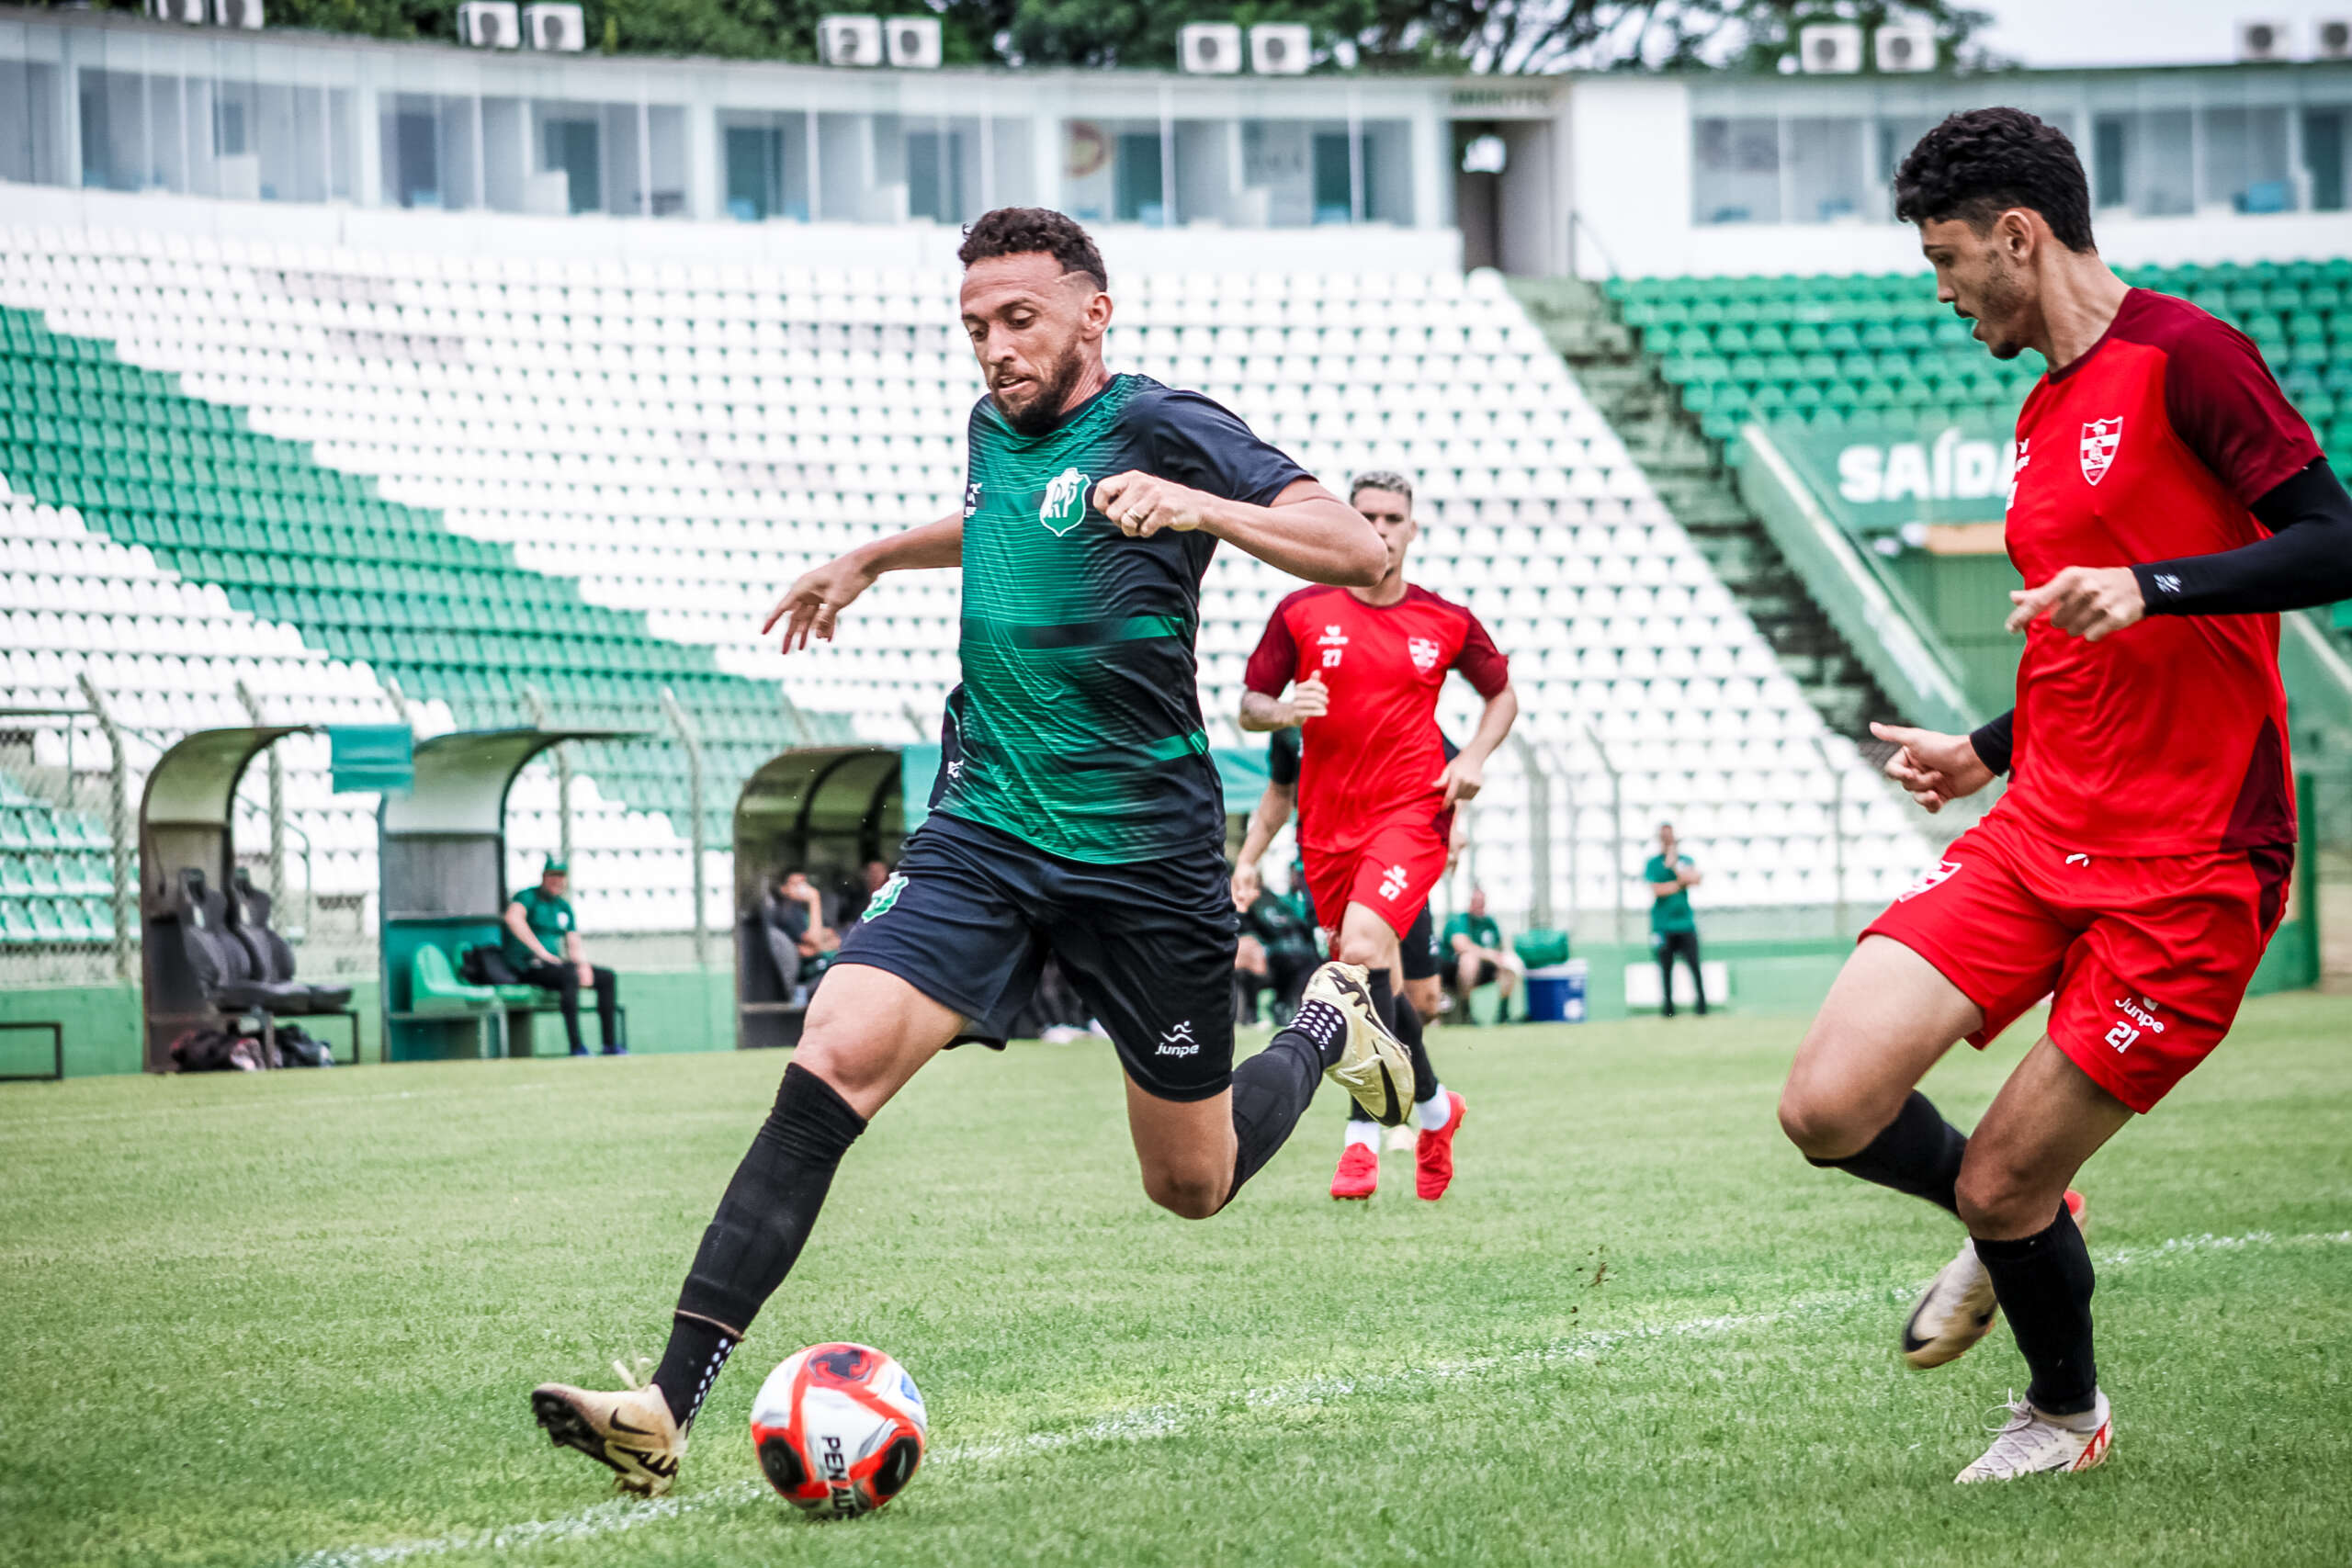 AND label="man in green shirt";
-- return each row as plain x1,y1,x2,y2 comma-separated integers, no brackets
1645,822,1707,1018
502,857,623,1055
1442,887,1520,1024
